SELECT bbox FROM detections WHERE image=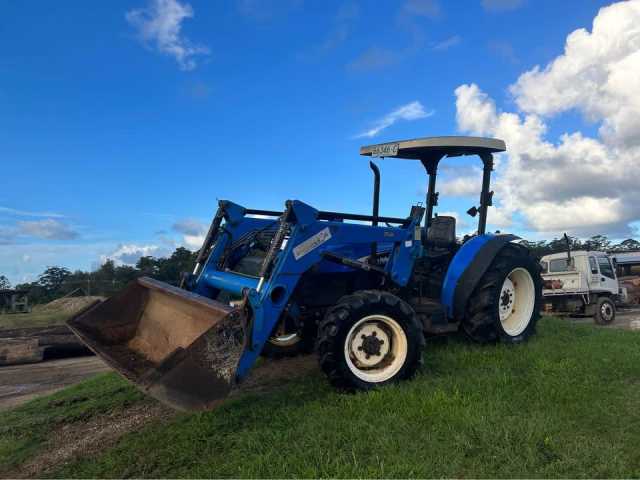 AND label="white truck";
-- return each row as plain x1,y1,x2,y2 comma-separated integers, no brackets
540,250,620,324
